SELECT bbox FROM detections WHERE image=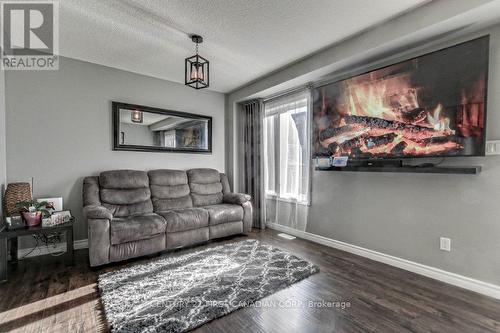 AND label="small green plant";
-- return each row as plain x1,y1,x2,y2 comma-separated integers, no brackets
15,200,53,218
